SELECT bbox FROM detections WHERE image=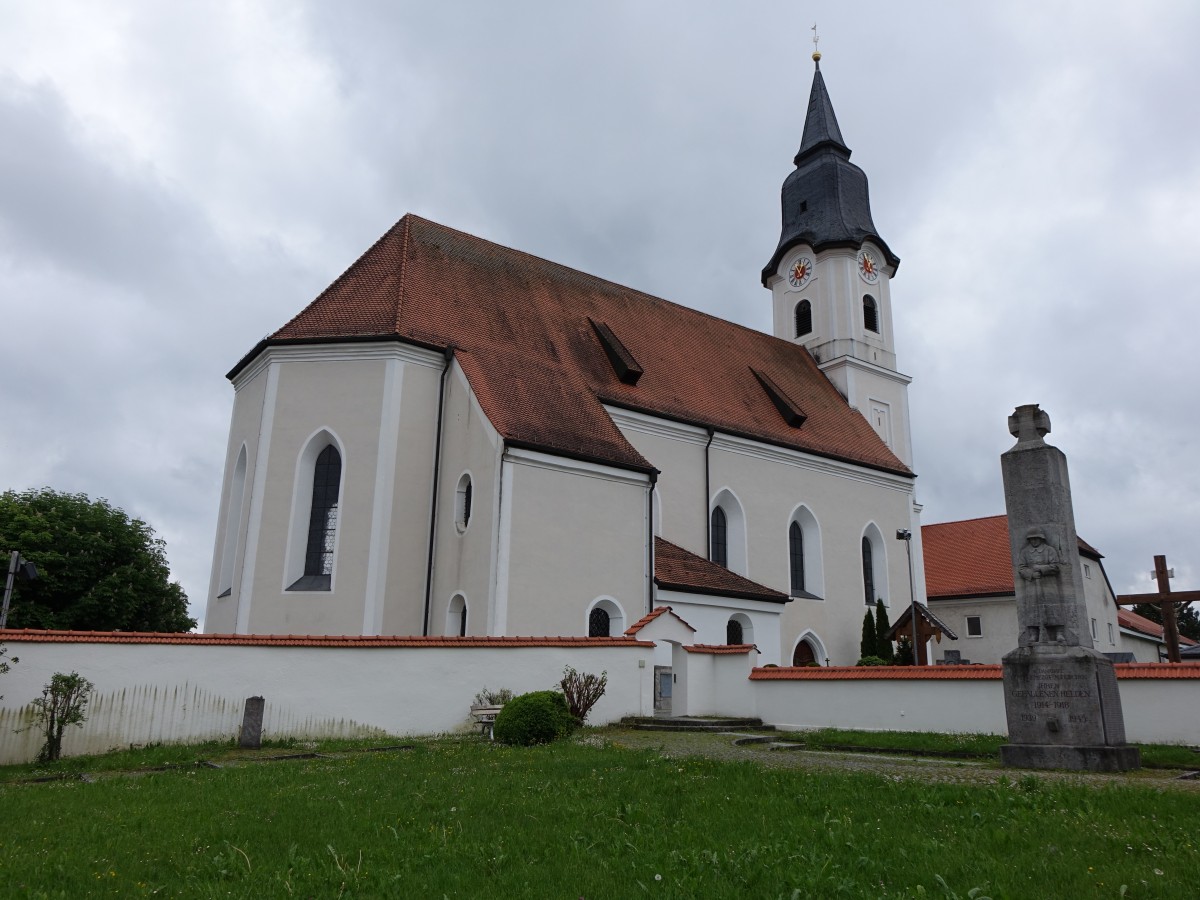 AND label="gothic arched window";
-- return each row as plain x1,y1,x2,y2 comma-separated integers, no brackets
710,506,728,568
304,445,341,581
789,520,805,594
862,536,875,605
863,295,879,333
794,299,812,337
